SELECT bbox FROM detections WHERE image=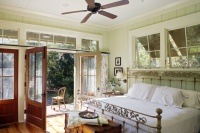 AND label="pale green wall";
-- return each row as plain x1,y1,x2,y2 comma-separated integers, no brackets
108,1,200,93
